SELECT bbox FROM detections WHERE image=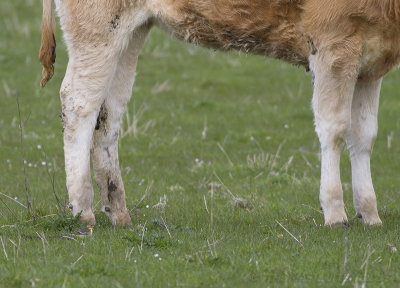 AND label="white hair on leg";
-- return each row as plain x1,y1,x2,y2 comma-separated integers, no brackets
310,53,358,226
346,78,382,225
61,51,120,225
92,26,151,227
